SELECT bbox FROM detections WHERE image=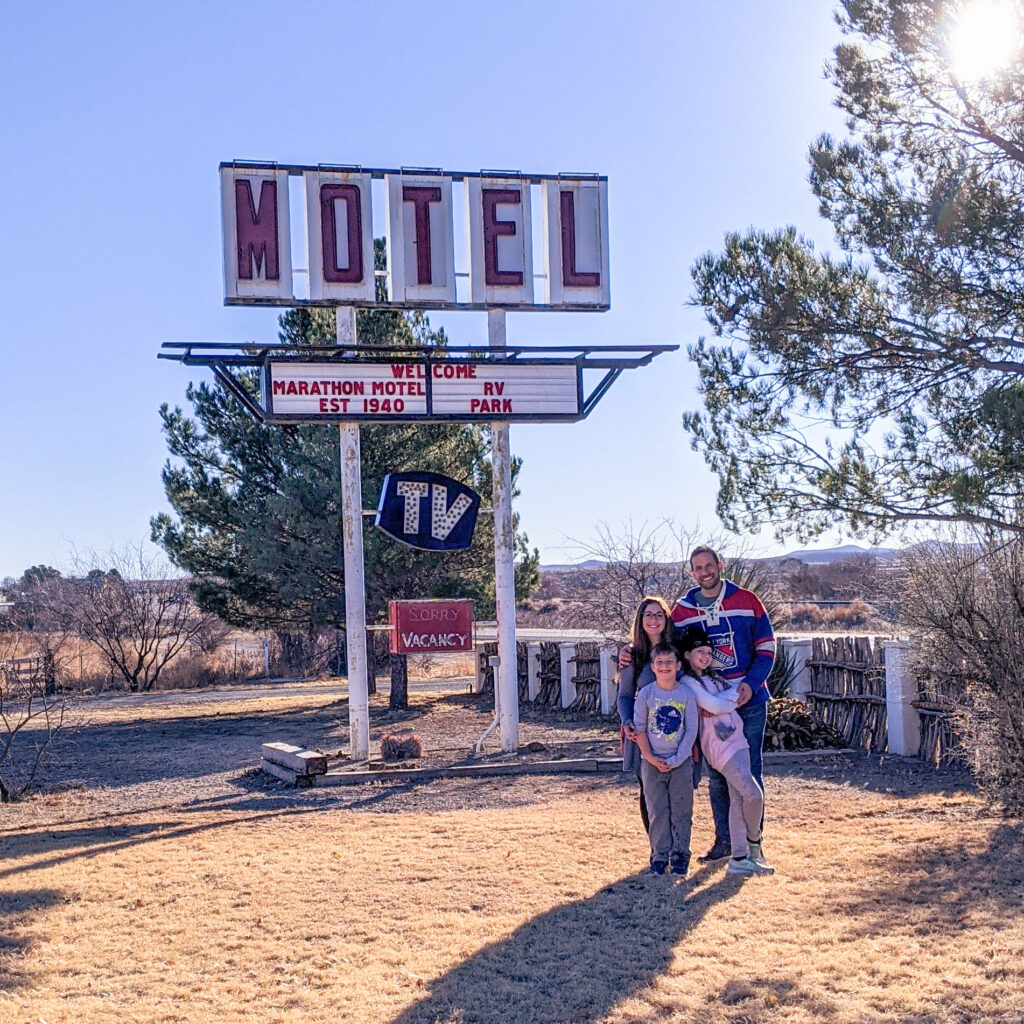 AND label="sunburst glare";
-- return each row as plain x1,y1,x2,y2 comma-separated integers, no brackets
948,1,1022,80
